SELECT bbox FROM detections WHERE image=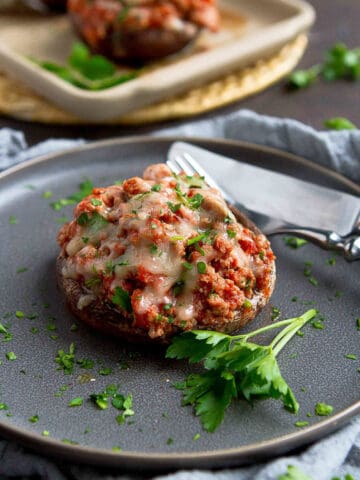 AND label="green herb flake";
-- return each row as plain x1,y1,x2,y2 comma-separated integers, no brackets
0,403,9,410
294,421,309,428
170,235,185,242
99,367,113,376
90,198,102,206
77,358,94,369
150,243,159,254
68,397,83,407
166,437,174,445
6,351,17,361
197,261,207,274
193,433,201,441
112,446,123,452
16,267,28,273
0,323,8,334
61,438,78,445
8,215,18,225
70,323,79,332
278,464,313,480
283,236,308,249
243,299,252,309
356,318,360,331
42,430,50,436
182,261,193,271
29,415,39,423
344,353,357,360
55,343,76,374
112,286,132,313
311,321,324,330
325,117,357,131
30,327,39,334
314,402,333,416
271,306,281,321
227,229,236,239
15,310,25,319
42,191,53,199
151,184,162,192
